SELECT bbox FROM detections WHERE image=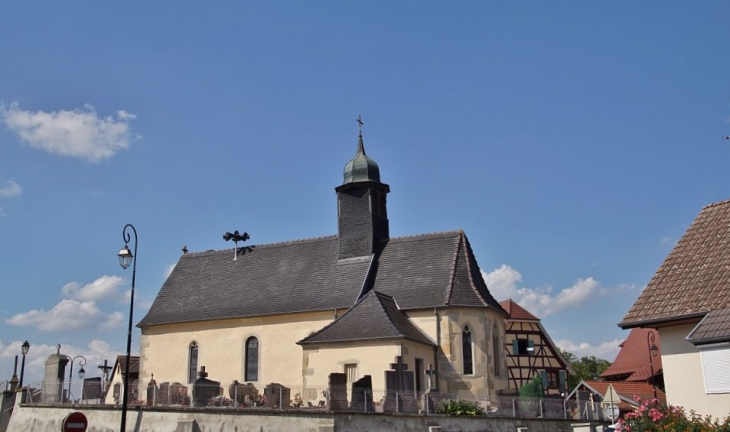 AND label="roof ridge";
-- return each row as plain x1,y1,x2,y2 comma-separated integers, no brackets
460,232,489,307
701,198,730,210
373,292,402,337
444,231,462,306
389,229,463,243
182,234,338,256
